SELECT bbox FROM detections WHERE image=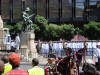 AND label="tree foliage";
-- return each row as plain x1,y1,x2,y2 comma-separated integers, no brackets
83,21,100,40
5,16,100,41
